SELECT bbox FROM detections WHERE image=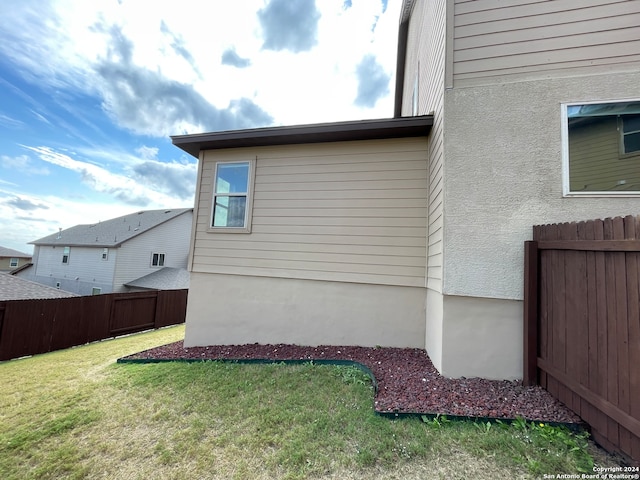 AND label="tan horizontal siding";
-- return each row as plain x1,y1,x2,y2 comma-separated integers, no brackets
254,188,427,200
196,248,423,268
195,240,426,257
192,138,428,287
253,179,428,192
194,231,426,248
569,117,640,191
455,0,628,22
249,198,426,209
454,54,640,83
190,263,426,288
402,0,446,293
250,215,427,226
456,12,640,49
193,256,424,278
453,0,640,85
249,224,425,237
